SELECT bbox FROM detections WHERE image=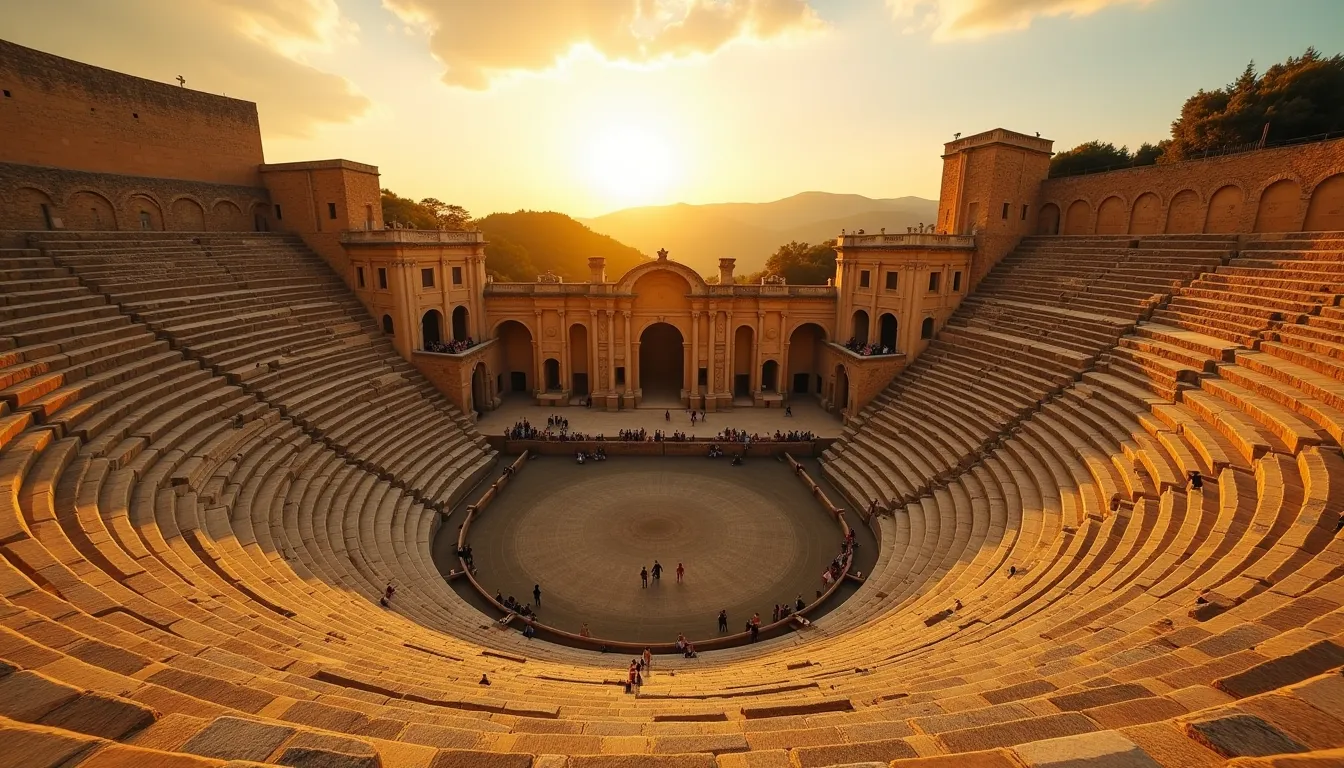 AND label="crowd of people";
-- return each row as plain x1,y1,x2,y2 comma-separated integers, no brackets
844,337,897,356
822,529,859,588
503,419,817,444
424,337,477,354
